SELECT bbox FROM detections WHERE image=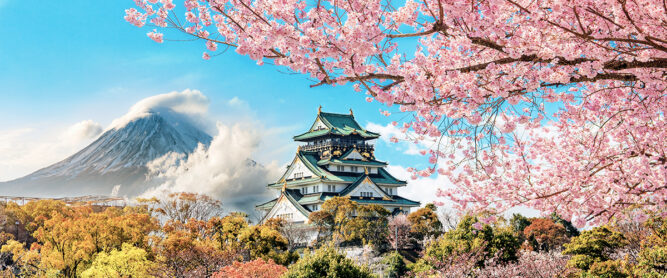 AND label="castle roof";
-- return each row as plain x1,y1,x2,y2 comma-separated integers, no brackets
293,111,380,141
268,151,406,188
